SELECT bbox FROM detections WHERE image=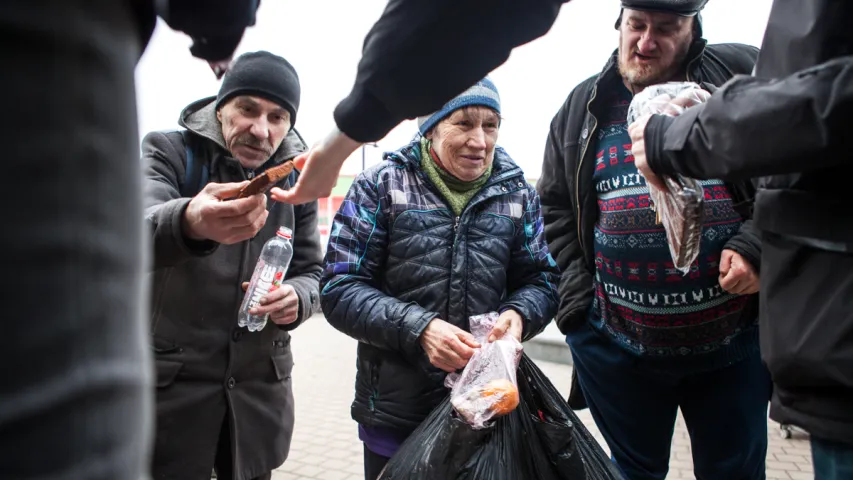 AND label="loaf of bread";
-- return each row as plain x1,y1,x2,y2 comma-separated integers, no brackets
233,160,295,199
650,175,704,274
